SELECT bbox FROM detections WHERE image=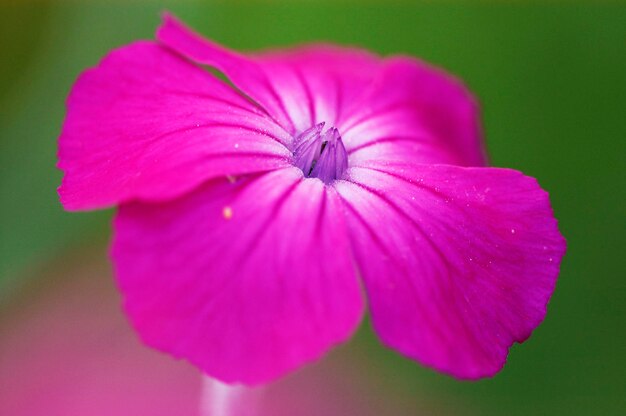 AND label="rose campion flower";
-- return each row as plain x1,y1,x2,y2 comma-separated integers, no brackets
58,13,566,385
